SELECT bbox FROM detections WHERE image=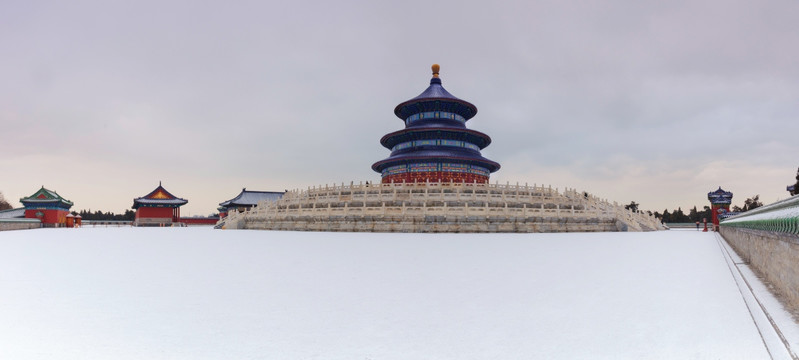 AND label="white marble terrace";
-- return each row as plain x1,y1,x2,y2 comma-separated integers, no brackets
221,181,663,232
